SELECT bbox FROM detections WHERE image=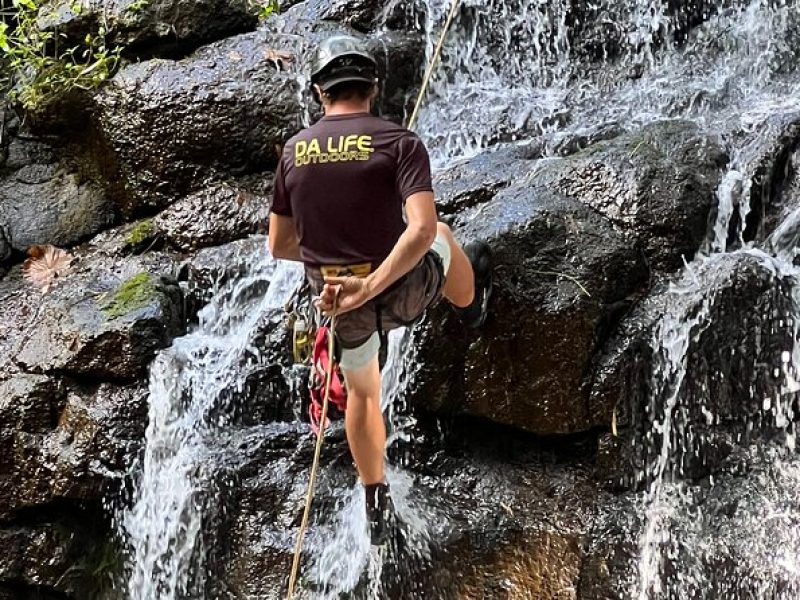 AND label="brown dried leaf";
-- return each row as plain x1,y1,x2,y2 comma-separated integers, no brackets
264,48,294,70
22,245,74,294
229,50,243,62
